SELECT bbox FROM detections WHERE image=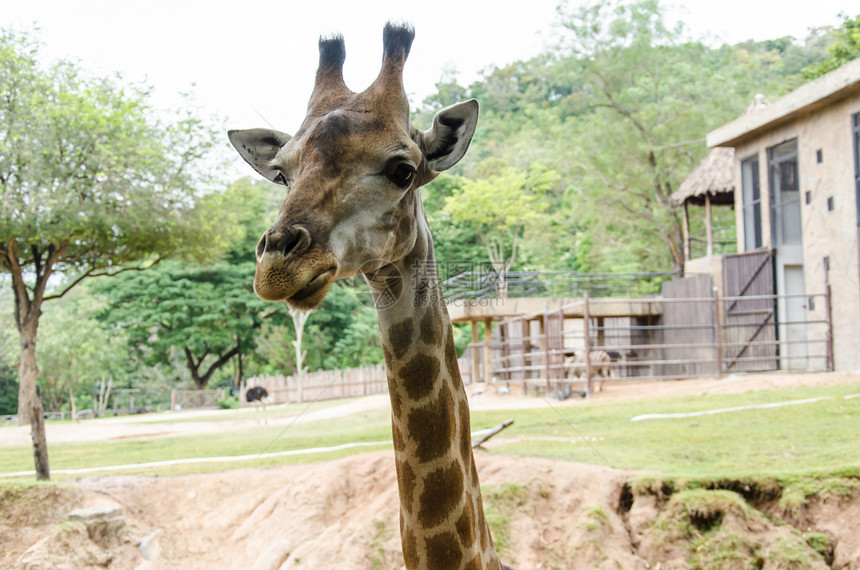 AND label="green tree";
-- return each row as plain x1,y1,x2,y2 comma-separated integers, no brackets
98,258,278,389
444,160,557,295
97,179,283,390
553,0,743,270
32,288,129,417
0,29,223,477
804,12,860,78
